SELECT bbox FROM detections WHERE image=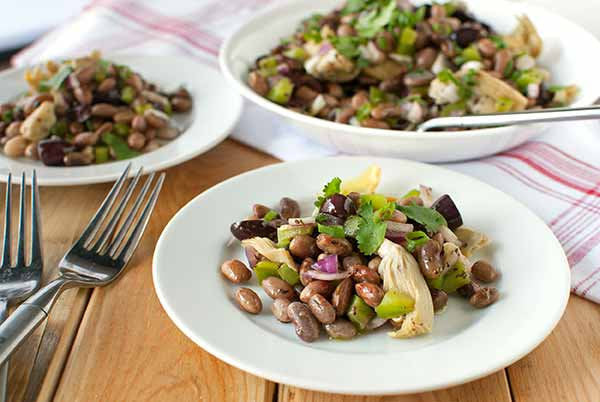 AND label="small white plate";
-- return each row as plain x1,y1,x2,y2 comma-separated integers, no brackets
219,0,600,162
0,55,242,186
153,157,570,395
